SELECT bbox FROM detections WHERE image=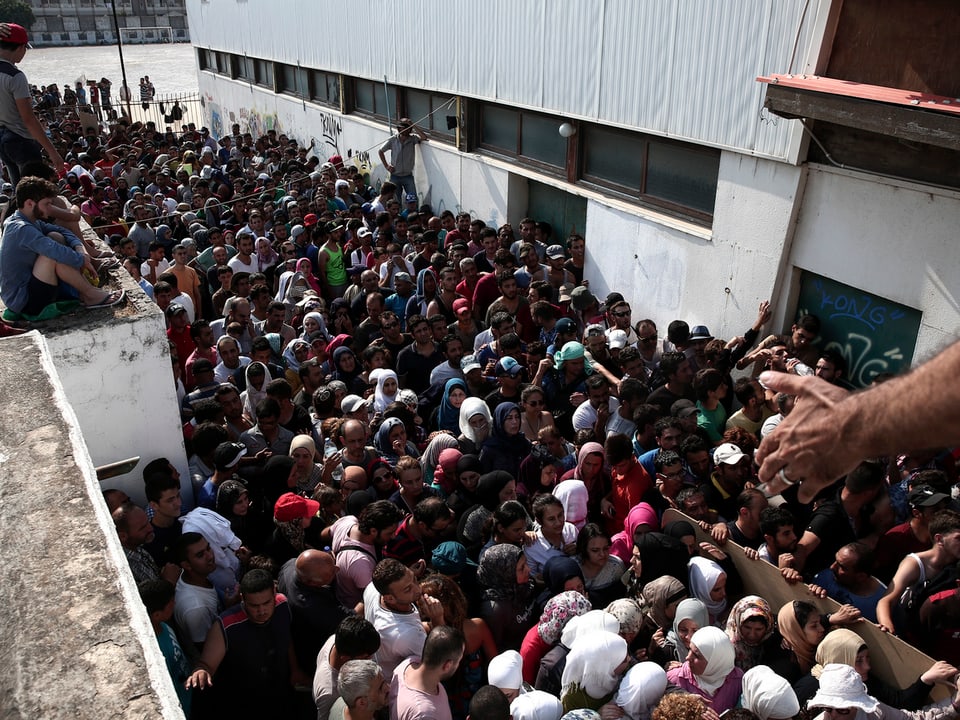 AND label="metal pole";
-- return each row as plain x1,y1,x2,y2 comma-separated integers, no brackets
108,0,132,118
